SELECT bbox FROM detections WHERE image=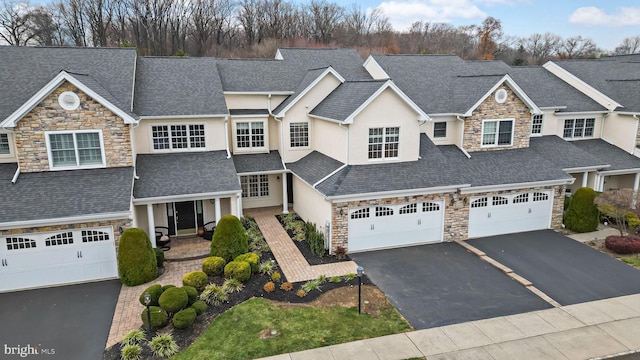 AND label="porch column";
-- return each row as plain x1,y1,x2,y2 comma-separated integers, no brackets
214,198,221,222
582,171,589,188
282,172,289,214
634,172,640,192
599,175,606,192
147,204,156,248
236,193,243,218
